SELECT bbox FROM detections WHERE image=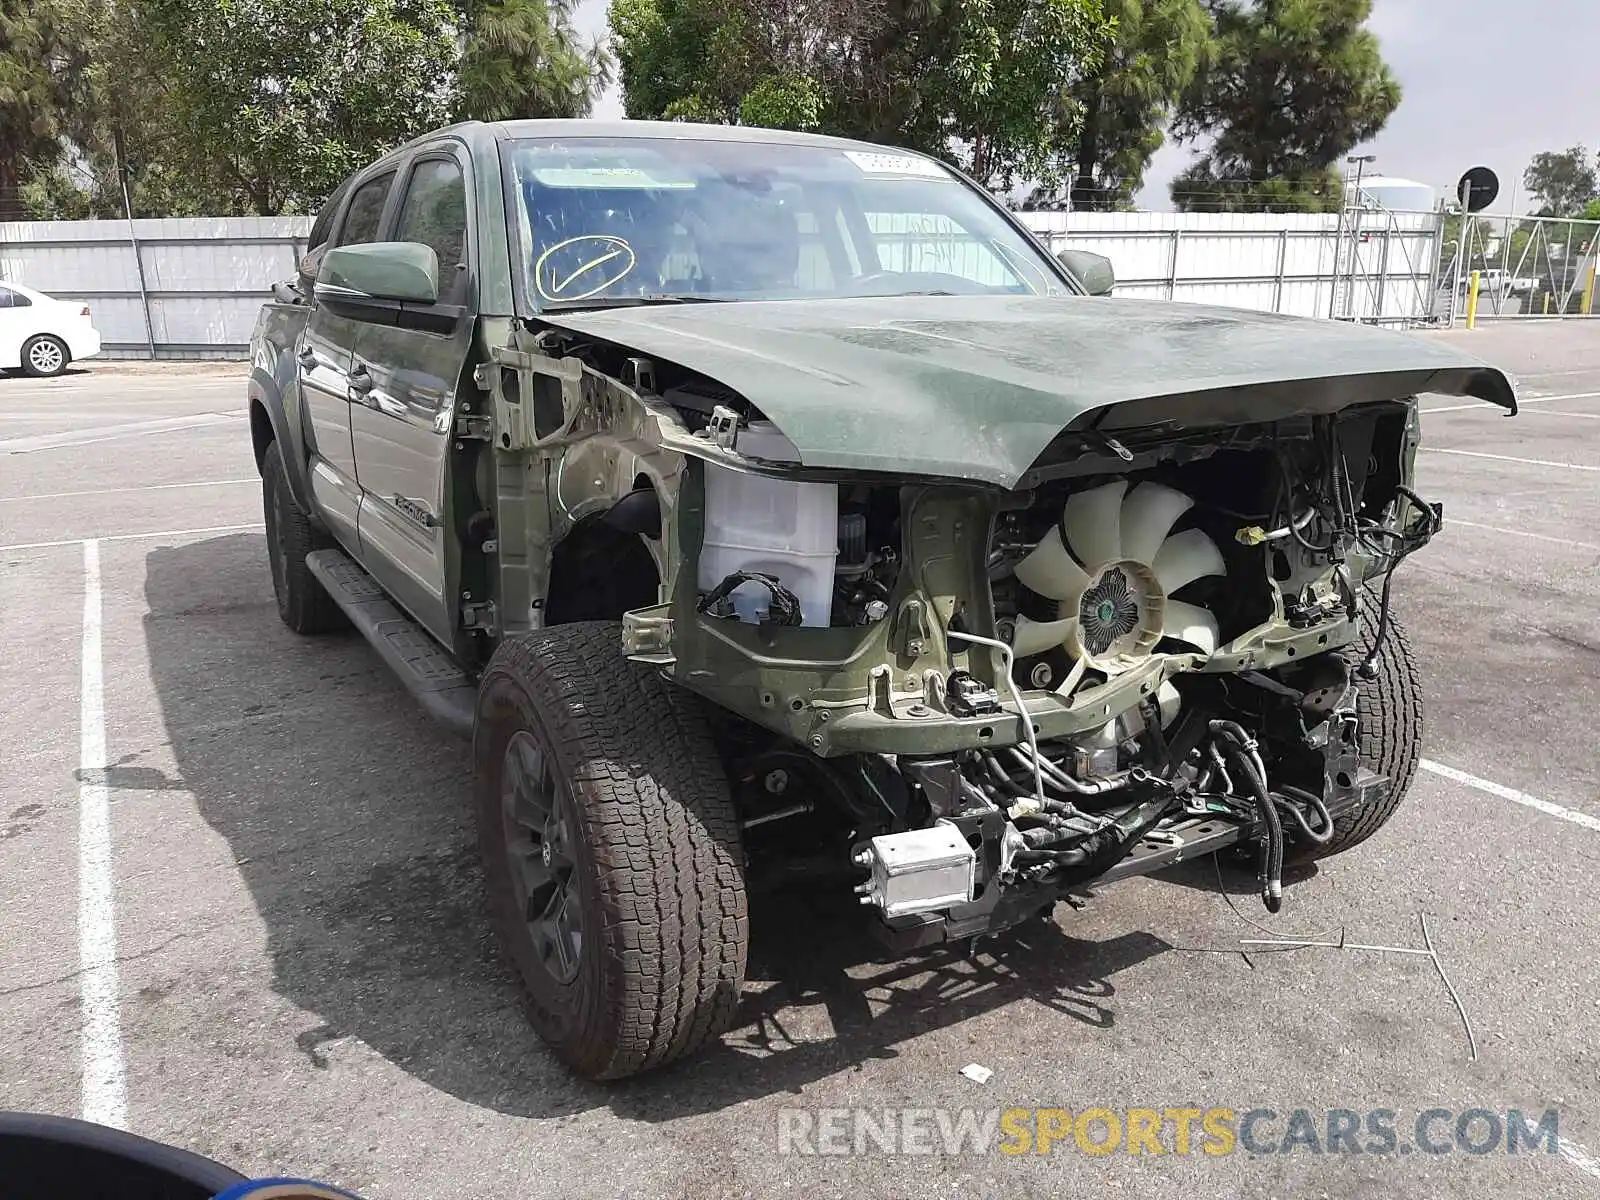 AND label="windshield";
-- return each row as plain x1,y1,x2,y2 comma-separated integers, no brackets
502,136,1071,310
